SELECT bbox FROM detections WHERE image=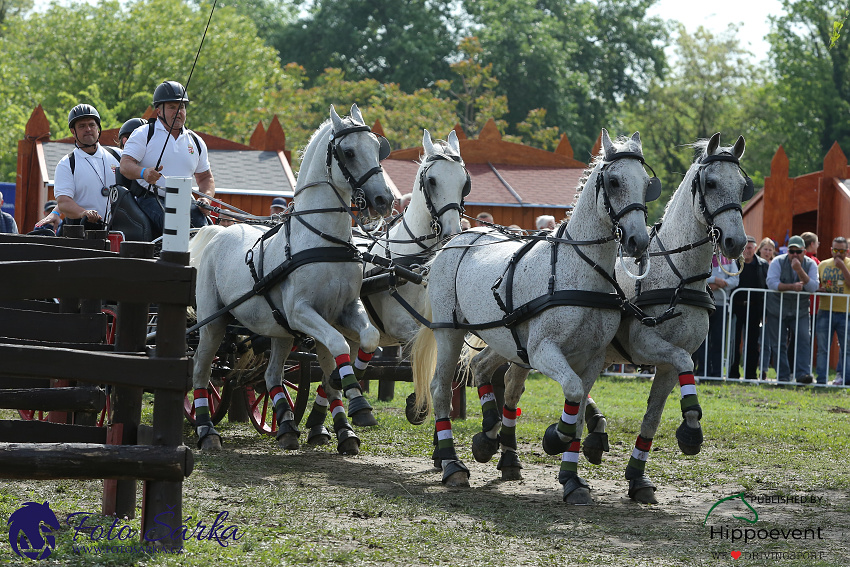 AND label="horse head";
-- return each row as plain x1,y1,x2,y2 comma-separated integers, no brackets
413,129,467,238
328,104,394,216
595,129,655,257
689,132,749,259
8,501,60,560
